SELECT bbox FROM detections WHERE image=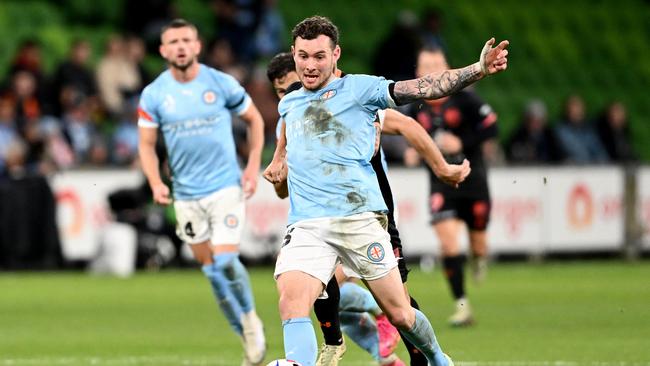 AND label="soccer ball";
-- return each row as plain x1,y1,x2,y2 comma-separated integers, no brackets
265,360,302,366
